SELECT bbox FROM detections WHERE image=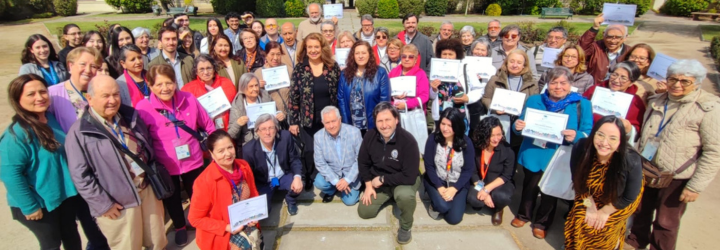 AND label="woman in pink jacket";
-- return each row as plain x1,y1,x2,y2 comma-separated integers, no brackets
135,64,216,247
389,43,430,151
